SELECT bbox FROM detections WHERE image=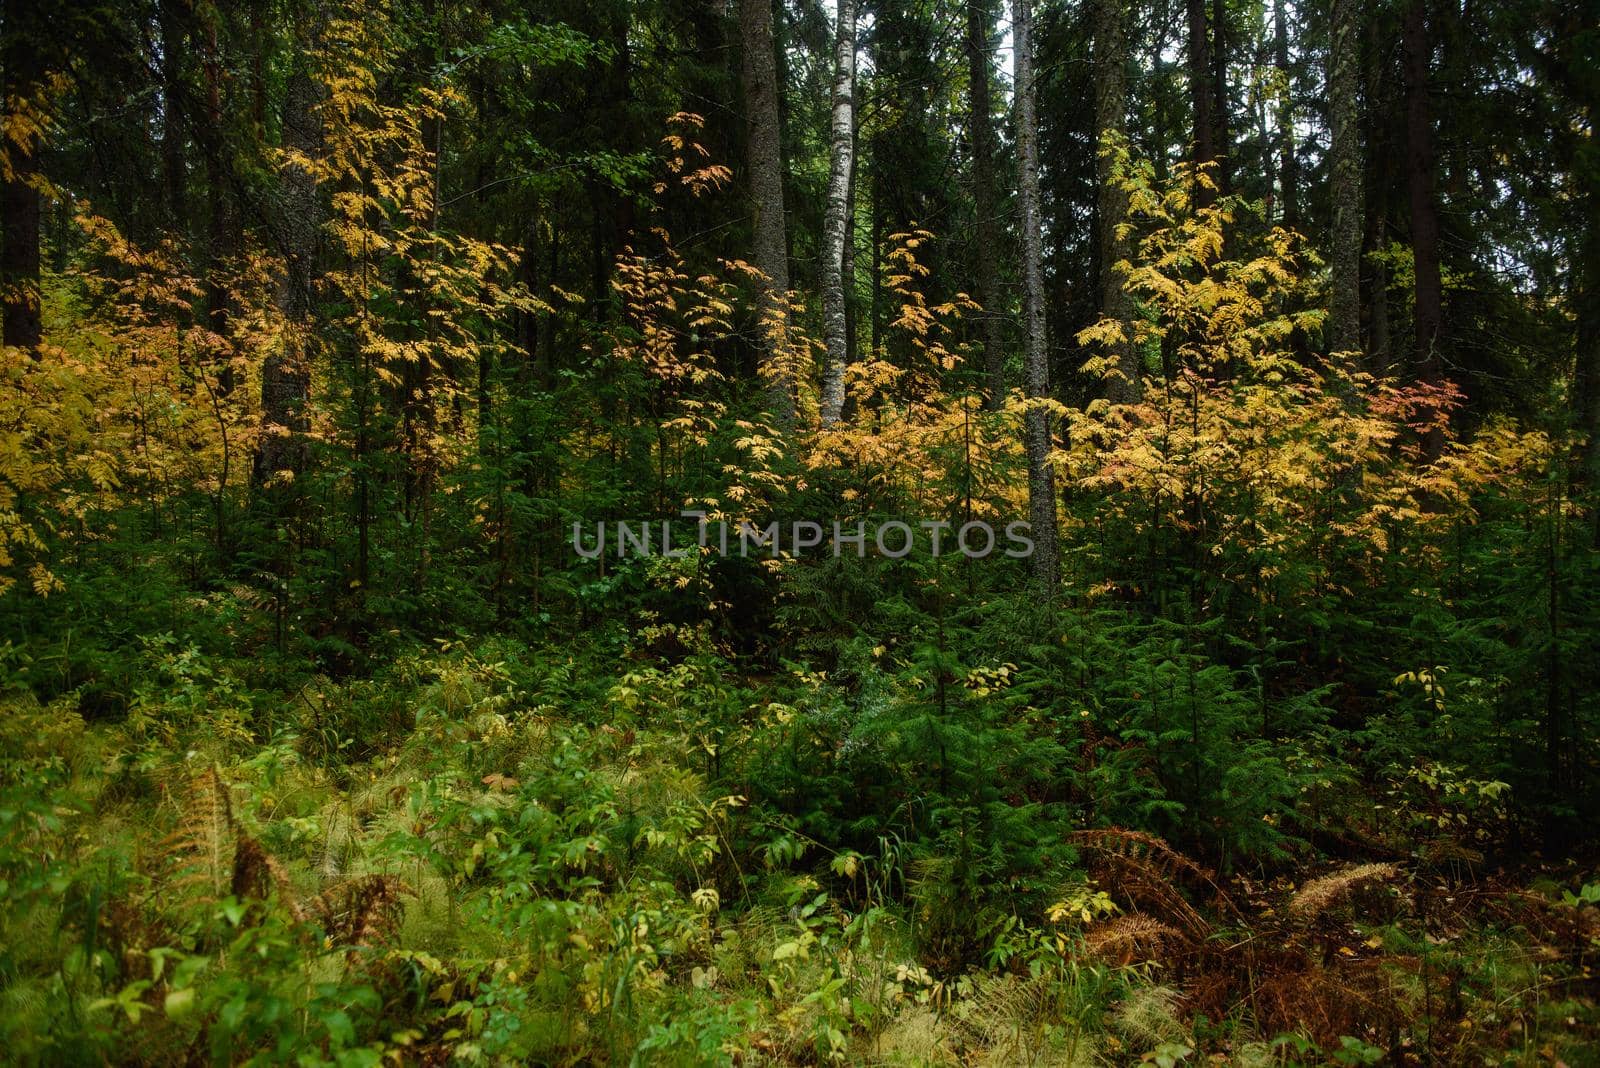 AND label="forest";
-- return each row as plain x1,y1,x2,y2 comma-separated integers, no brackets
1,0,1598,1062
